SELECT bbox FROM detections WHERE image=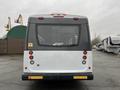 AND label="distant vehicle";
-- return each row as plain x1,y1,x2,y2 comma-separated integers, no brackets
22,14,93,80
96,43,104,51
102,36,120,54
